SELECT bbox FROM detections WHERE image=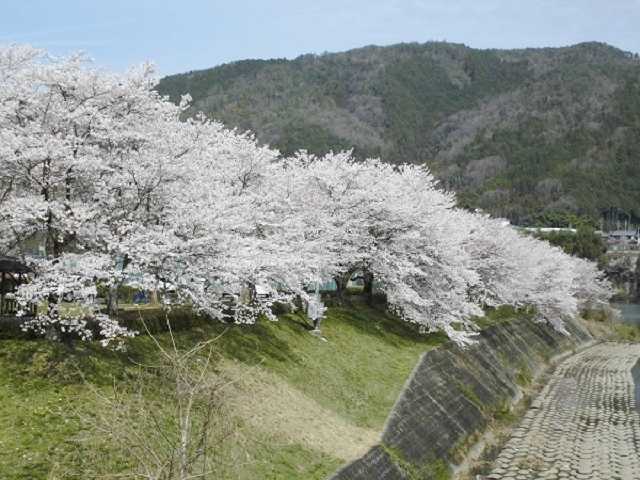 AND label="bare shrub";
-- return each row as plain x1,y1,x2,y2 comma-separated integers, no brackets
78,322,238,479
